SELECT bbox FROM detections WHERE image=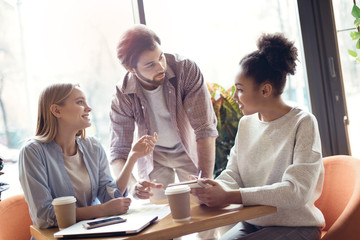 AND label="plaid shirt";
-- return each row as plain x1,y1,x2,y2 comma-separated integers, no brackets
110,53,218,179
